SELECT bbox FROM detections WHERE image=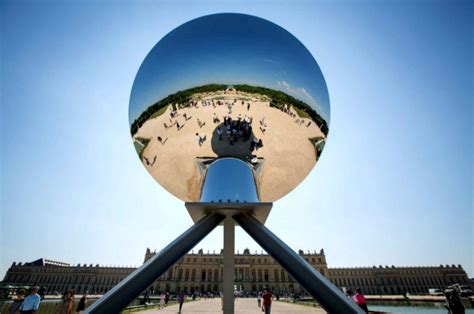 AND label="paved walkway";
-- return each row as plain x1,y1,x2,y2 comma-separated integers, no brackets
141,298,325,313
